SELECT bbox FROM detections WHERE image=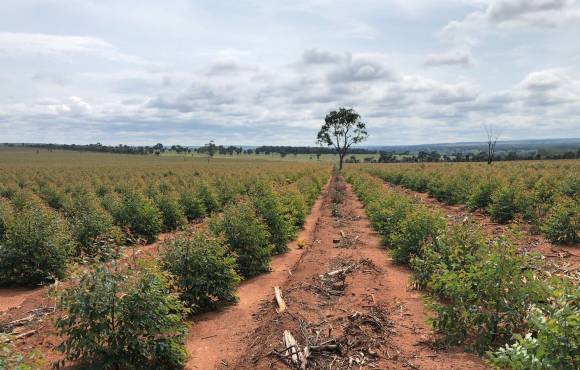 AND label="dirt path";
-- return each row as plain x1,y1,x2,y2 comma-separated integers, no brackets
381,181,579,278
229,176,487,370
